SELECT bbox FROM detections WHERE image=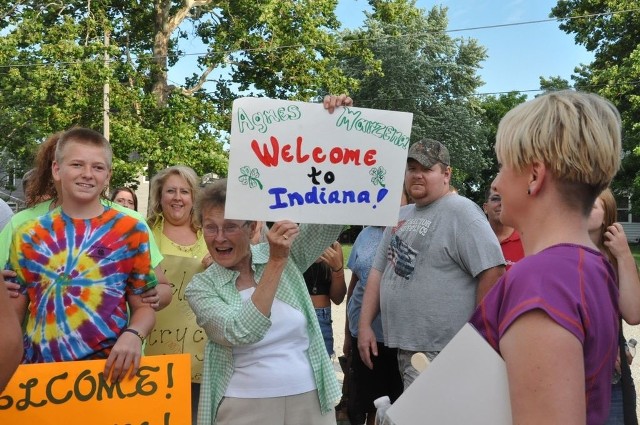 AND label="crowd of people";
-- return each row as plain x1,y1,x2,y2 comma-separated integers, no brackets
0,90,637,425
